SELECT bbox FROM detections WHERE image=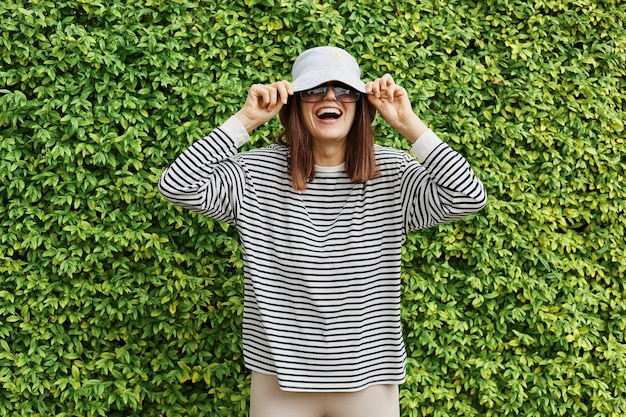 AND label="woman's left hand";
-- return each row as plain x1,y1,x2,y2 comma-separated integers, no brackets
365,74,426,142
